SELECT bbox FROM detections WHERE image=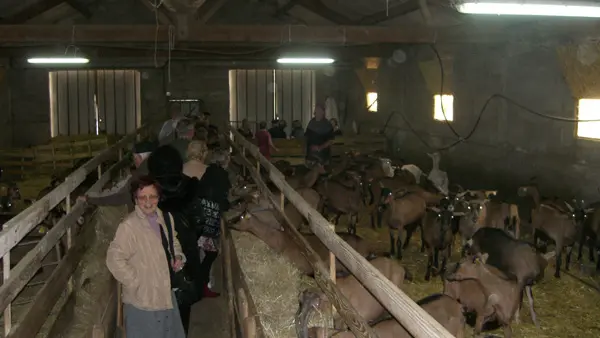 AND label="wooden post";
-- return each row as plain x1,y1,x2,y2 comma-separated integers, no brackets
242,148,246,177
97,165,102,180
118,149,123,179
3,247,11,336
51,143,56,171
279,191,284,210
65,192,73,293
